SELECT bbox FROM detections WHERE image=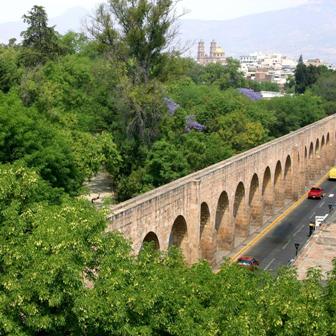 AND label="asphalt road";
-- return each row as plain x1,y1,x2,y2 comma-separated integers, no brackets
246,179,336,272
